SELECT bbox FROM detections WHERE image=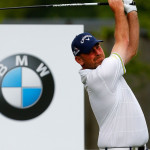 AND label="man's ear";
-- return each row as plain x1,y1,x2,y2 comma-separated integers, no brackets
75,56,84,66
